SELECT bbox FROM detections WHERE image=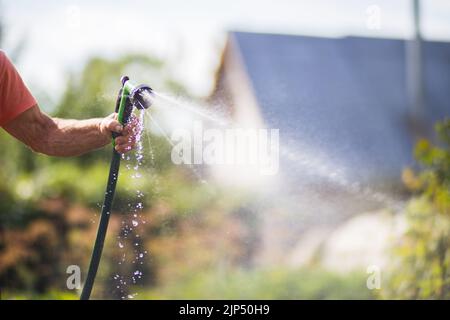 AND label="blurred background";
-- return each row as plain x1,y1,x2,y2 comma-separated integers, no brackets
1,0,450,299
